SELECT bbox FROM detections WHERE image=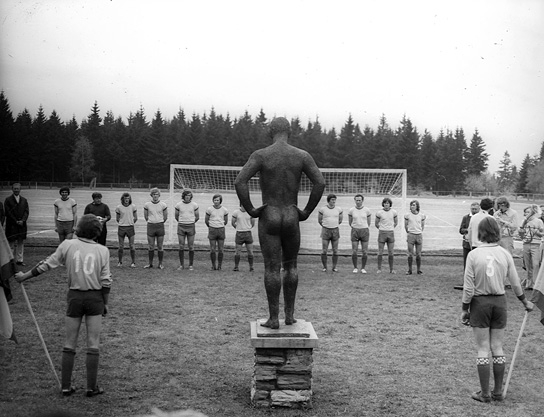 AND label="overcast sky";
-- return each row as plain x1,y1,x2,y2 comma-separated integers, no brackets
1,0,543,173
